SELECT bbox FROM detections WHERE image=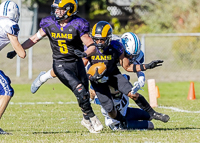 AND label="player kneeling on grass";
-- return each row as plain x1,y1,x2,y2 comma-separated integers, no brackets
0,1,26,134
90,74,154,130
